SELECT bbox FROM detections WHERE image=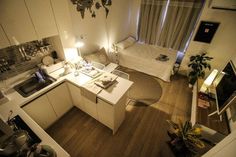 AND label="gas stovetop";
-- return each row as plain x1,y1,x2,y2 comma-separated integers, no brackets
9,115,41,146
